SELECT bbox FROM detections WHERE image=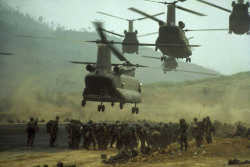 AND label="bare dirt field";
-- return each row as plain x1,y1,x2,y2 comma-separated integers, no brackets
0,124,249,167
